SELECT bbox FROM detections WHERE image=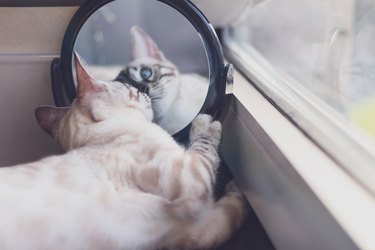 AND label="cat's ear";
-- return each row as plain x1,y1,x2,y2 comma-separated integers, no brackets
74,52,105,98
130,26,165,61
35,106,68,136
